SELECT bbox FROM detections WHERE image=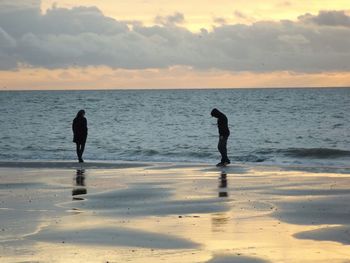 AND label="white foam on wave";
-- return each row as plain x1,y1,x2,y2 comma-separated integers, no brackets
0,160,150,169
